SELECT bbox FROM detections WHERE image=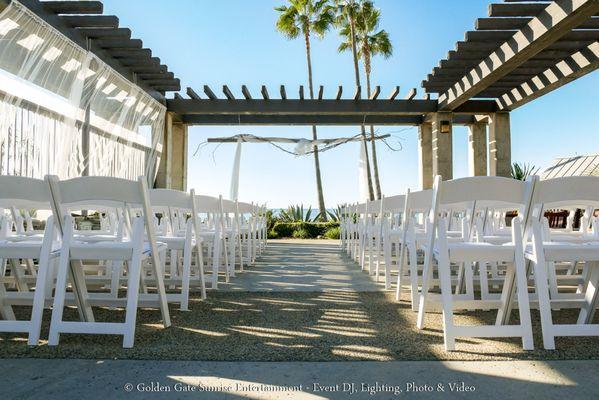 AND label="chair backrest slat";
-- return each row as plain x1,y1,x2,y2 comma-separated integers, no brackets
150,189,192,210
0,176,51,209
